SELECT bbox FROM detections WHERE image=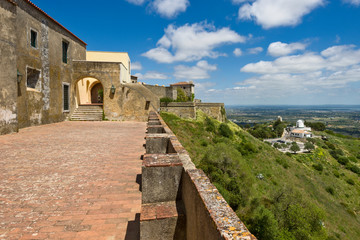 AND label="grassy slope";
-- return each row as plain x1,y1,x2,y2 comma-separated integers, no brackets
161,111,360,240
